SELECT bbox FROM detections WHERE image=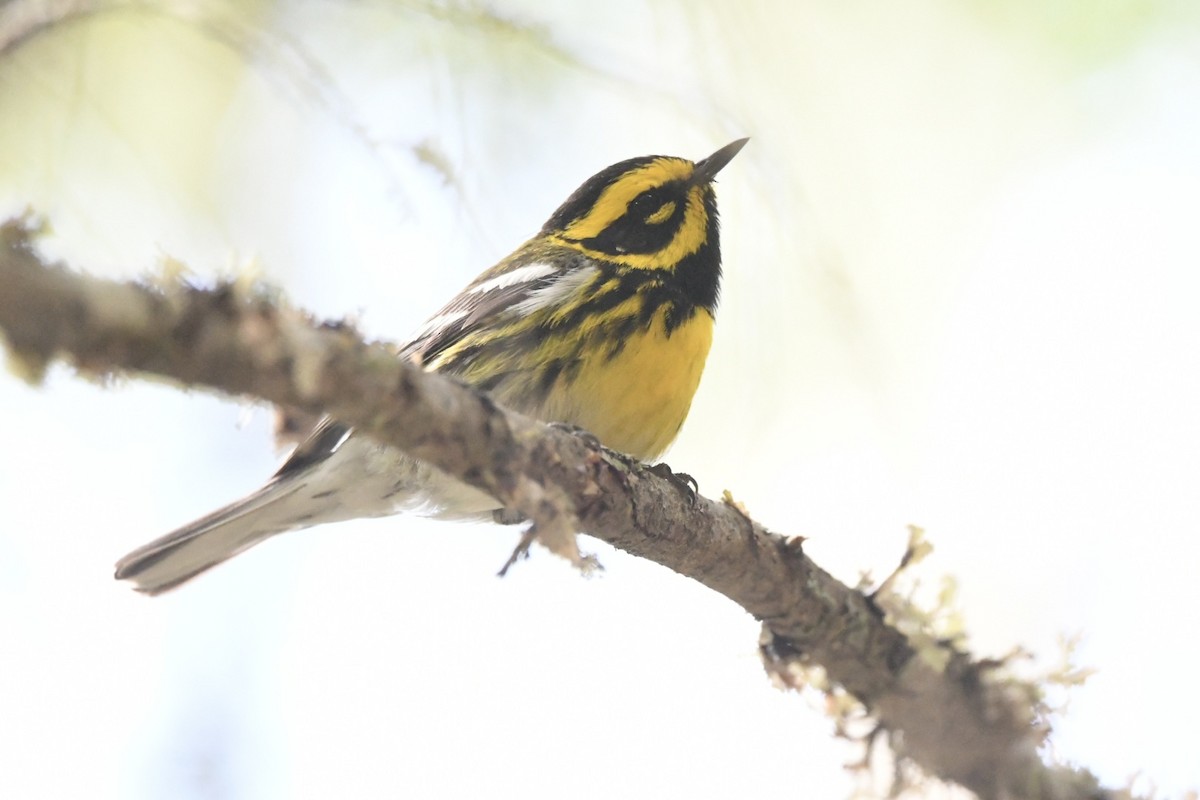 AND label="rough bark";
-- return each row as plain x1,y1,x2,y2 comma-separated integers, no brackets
0,219,1120,800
